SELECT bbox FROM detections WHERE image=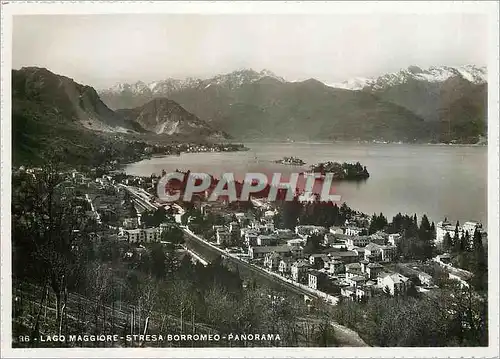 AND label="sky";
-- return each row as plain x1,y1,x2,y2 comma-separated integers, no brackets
12,13,489,89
